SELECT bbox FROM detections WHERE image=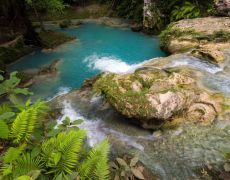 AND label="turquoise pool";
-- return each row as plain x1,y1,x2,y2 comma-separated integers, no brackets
9,23,166,99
